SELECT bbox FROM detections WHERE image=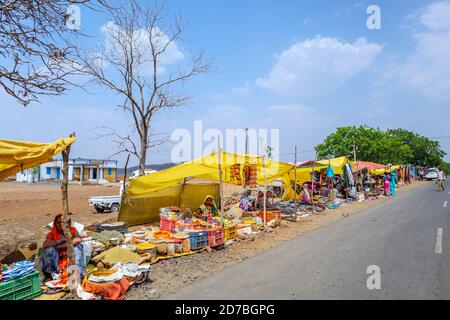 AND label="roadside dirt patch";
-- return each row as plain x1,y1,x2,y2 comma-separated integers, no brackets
0,182,119,256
